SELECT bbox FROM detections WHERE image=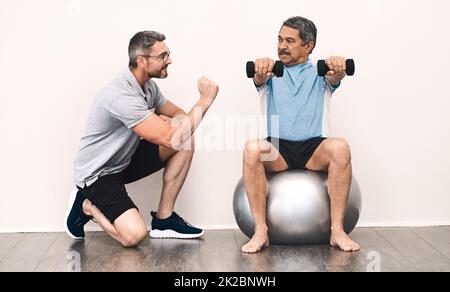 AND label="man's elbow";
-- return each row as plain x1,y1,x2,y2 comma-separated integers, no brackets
156,136,177,150
176,110,187,116
163,131,195,151
157,132,184,151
